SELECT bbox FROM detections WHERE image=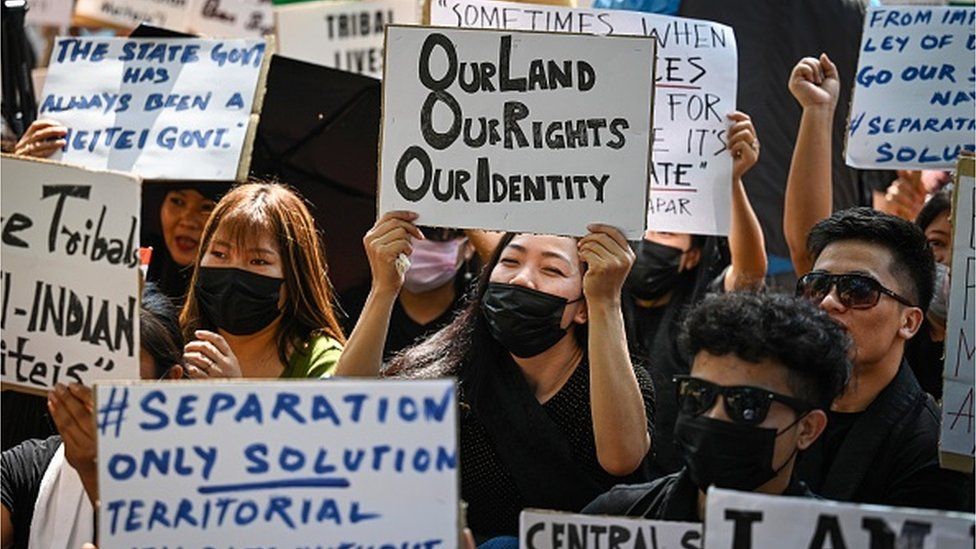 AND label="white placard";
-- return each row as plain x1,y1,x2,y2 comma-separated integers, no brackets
74,0,192,30
379,26,654,239
188,0,275,38
39,37,267,180
520,509,702,549
704,488,976,549
26,0,74,28
846,6,976,170
1,156,141,393
275,0,420,79
431,0,738,235
941,156,975,466
96,379,459,547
